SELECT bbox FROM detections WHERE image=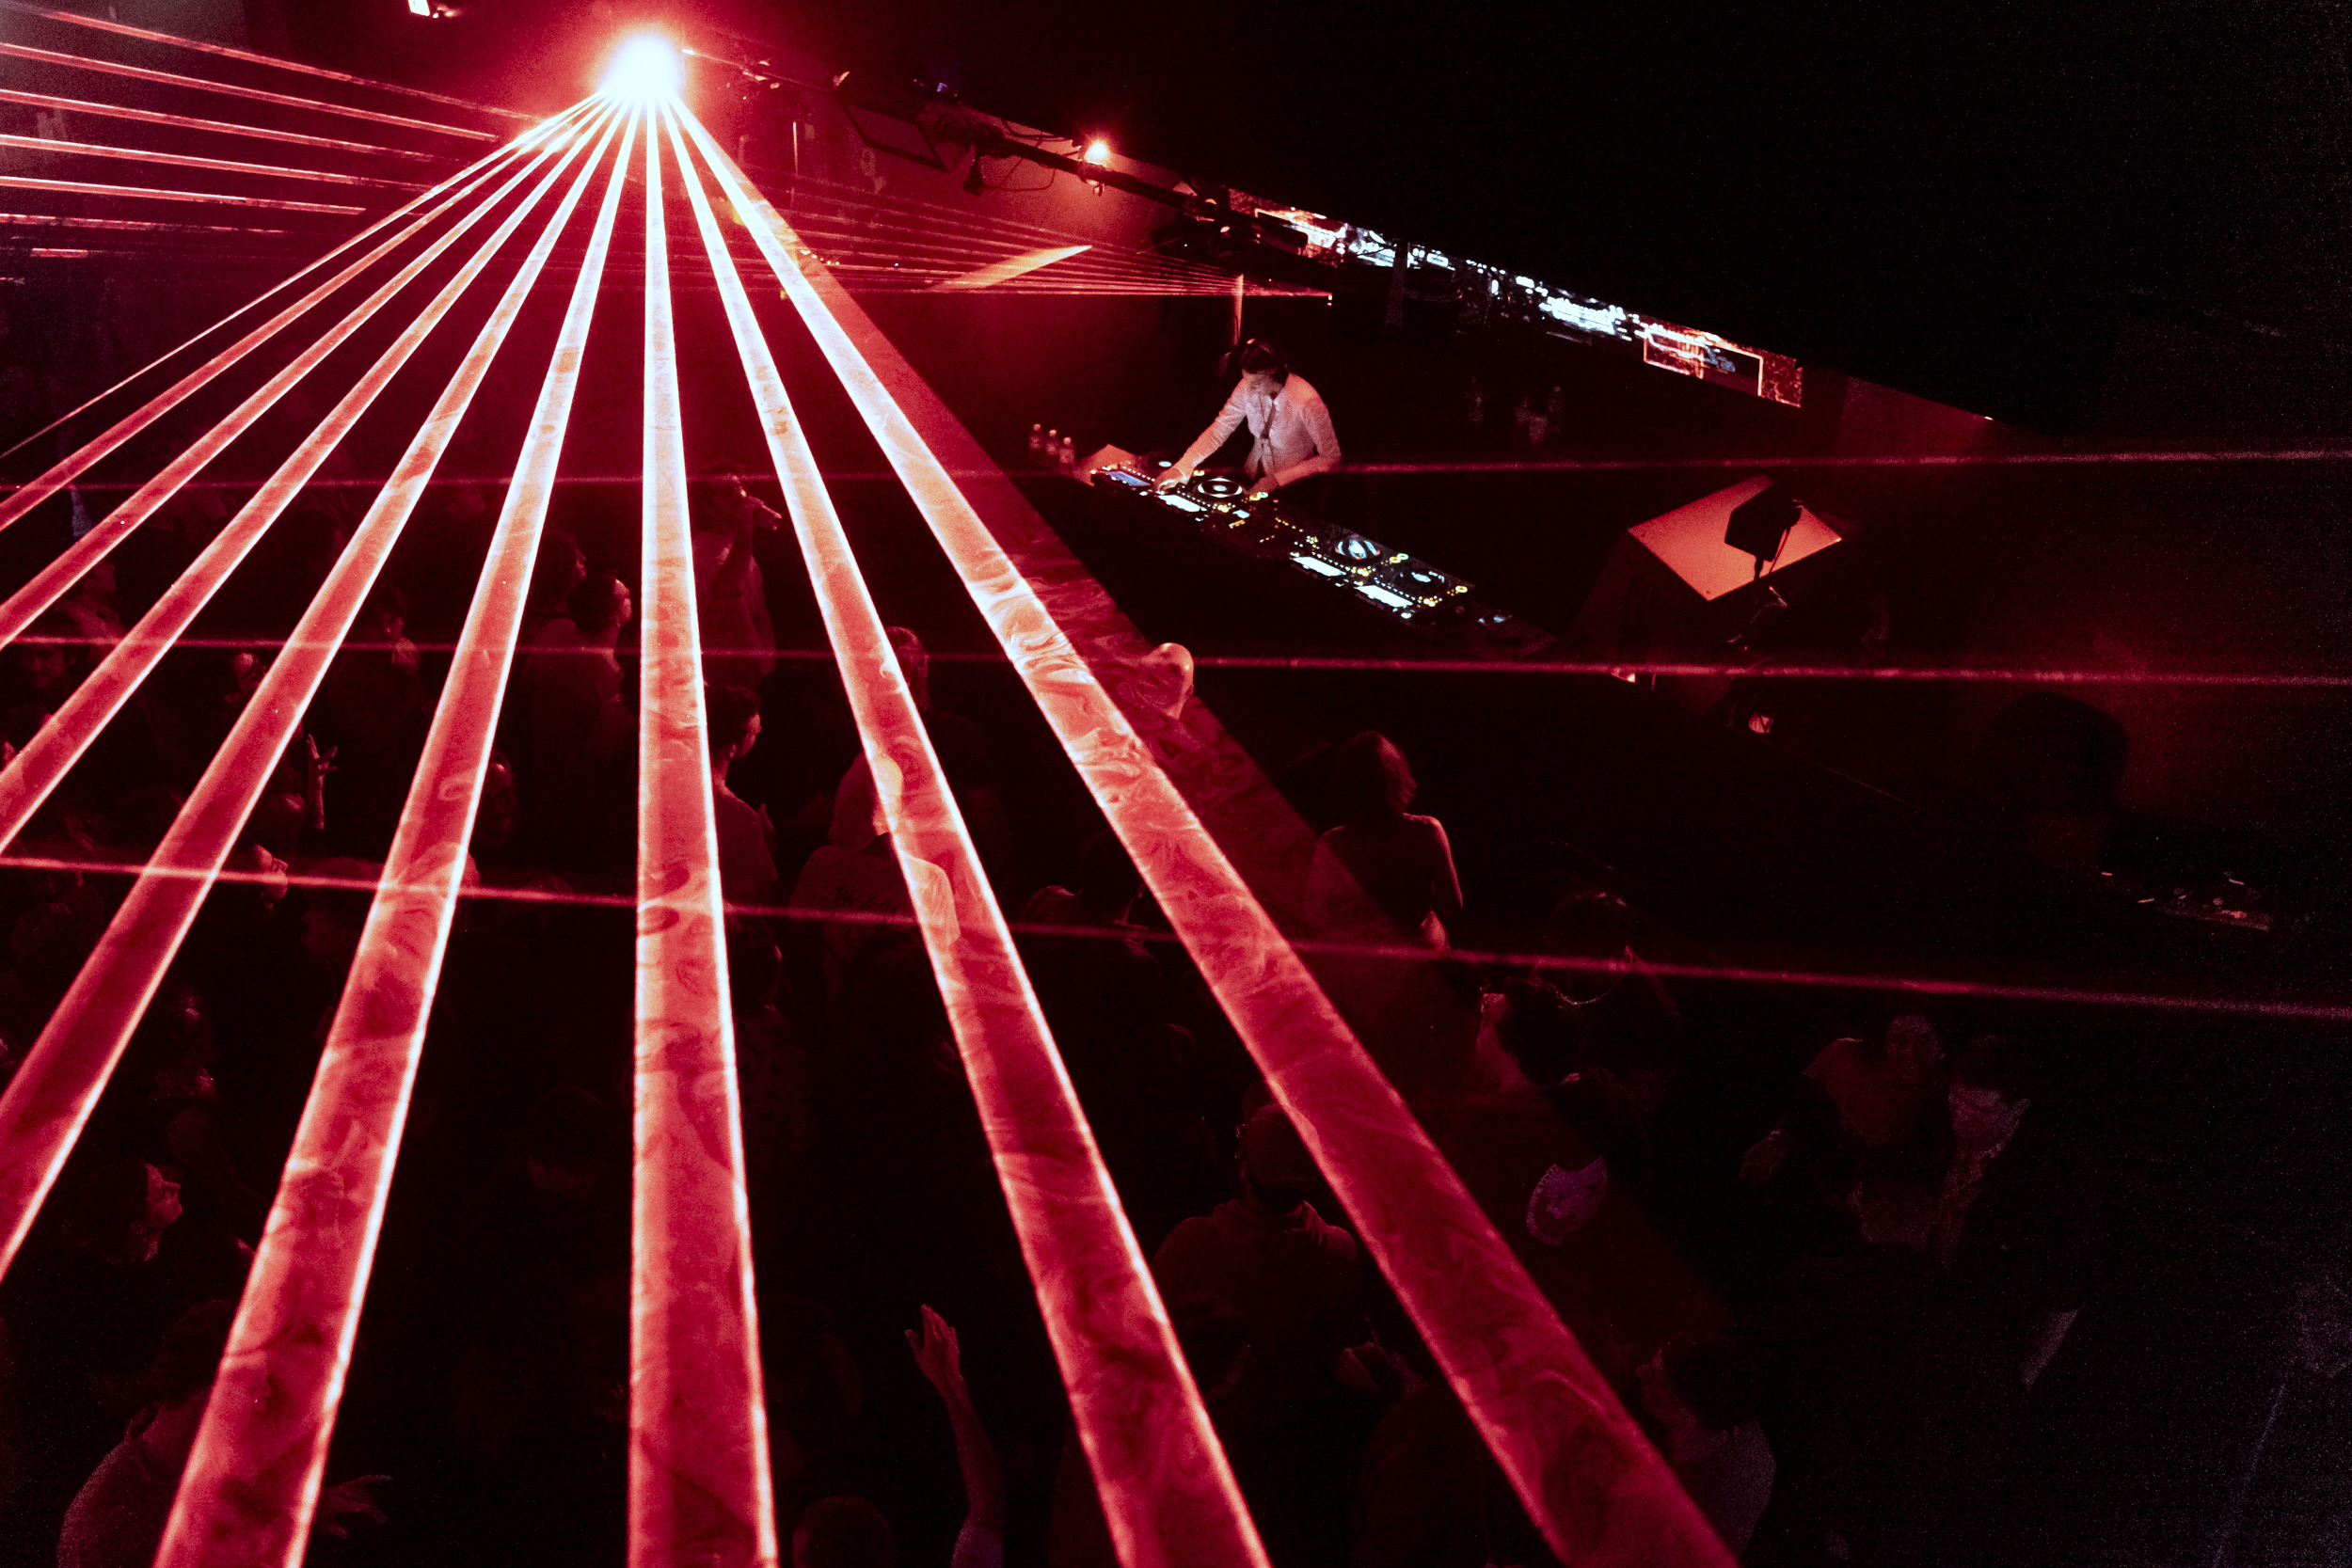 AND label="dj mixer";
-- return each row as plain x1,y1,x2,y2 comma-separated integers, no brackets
1088,455,1546,650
